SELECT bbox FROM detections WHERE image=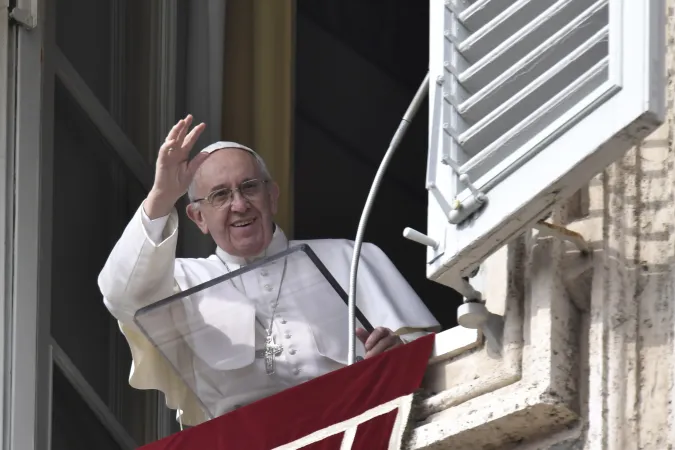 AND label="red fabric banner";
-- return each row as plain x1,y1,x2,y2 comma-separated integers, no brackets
139,333,434,450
